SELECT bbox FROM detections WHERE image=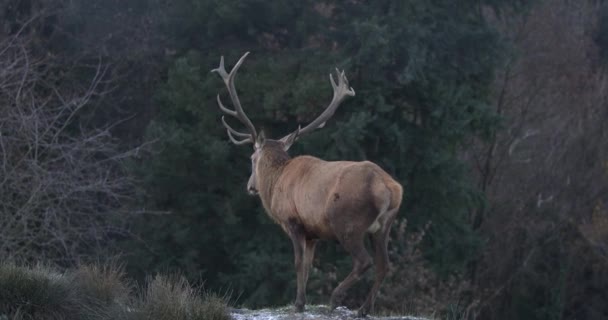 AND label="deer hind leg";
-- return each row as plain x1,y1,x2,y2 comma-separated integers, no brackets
358,207,399,317
329,233,372,310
